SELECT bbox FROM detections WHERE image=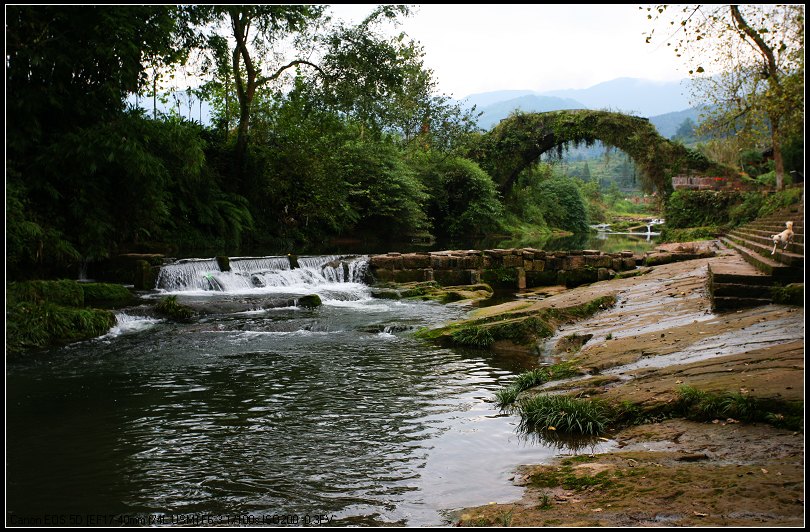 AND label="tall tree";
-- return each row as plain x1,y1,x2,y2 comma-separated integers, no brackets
187,6,326,178
644,5,804,189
